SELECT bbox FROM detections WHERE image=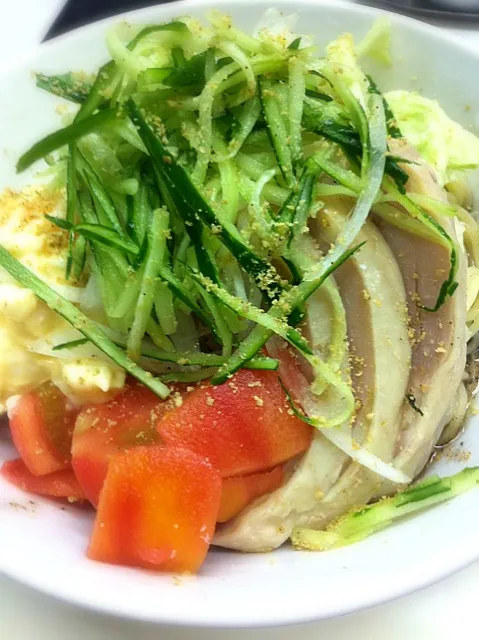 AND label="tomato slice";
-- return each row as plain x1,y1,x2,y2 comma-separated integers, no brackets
157,369,312,477
72,380,173,506
8,382,79,476
218,465,284,523
88,446,222,573
2,458,86,501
